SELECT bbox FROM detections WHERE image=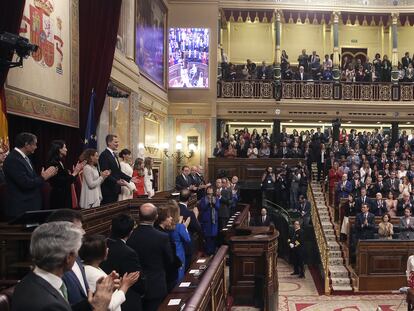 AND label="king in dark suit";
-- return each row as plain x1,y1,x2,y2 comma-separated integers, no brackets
127,203,173,311
99,134,132,204
3,133,57,219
